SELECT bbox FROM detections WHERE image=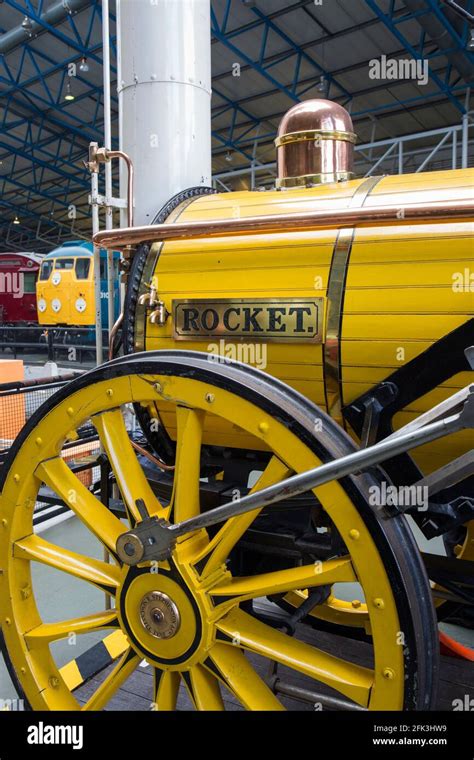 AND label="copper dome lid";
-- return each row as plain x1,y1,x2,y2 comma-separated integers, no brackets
275,99,356,188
